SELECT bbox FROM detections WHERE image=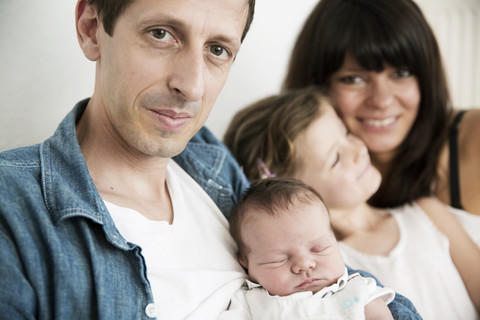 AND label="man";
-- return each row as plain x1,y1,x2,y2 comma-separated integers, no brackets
0,0,420,319
0,0,253,318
